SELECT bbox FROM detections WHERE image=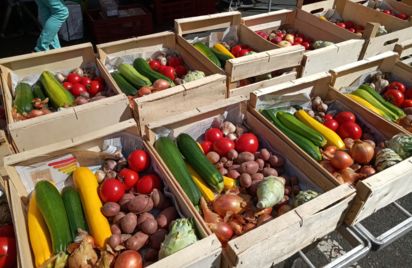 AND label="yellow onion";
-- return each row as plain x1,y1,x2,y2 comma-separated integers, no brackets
350,140,374,164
